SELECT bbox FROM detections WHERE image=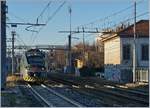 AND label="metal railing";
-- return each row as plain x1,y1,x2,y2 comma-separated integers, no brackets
135,67,149,82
